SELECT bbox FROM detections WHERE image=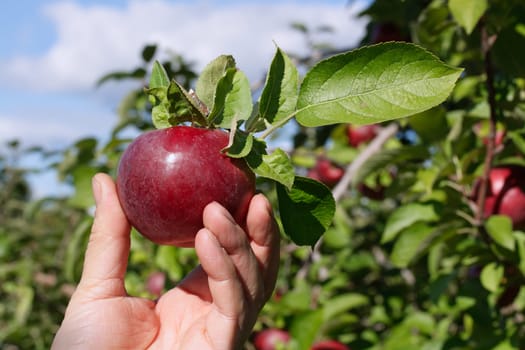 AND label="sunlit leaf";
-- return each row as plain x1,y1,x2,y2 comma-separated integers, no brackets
245,140,295,189
258,47,299,125
290,309,324,349
195,55,236,111
485,215,515,251
390,222,433,268
480,262,504,293
208,68,253,128
149,60,170,89
296,42,462,127
382,203,439,243
449,0,488,34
